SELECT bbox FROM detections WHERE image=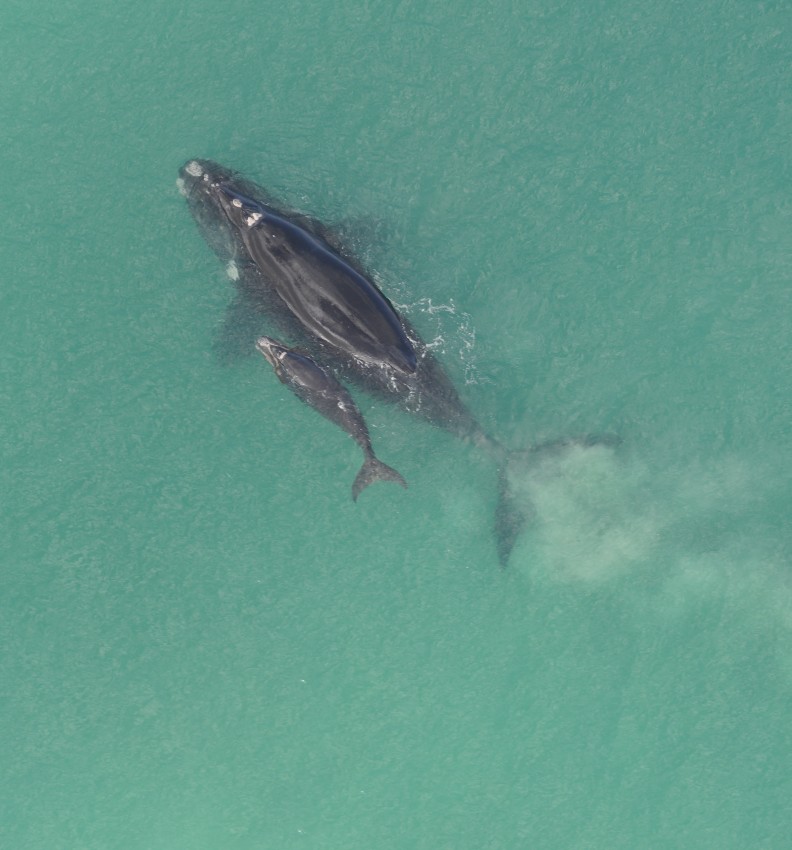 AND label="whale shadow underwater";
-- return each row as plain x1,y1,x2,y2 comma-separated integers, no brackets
178,158,617,565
